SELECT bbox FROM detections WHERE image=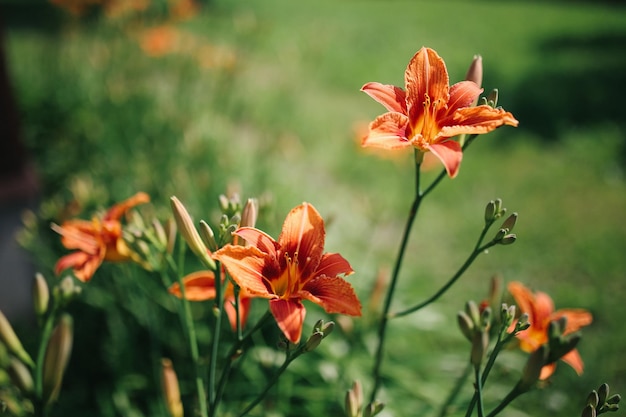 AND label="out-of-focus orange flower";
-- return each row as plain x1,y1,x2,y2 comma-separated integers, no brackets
139,25,180,57
214,203,361,344
168,270,251,332
508,281,593,380
53,192,150,282
361,47,518,178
